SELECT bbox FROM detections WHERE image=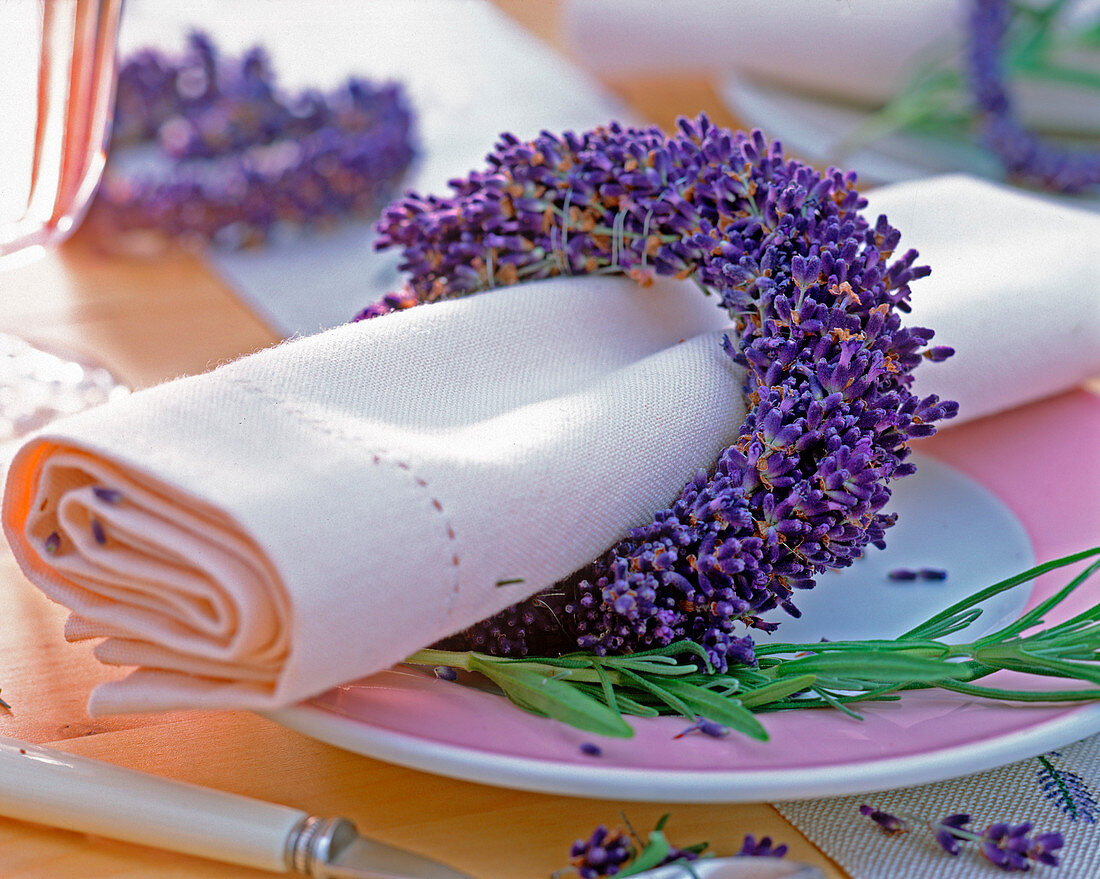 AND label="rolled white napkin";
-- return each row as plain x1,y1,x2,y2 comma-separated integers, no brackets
3,175,1098,715
563,0,1100,133
564,0,956,104
867,176,1100,420
2,276,746,714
